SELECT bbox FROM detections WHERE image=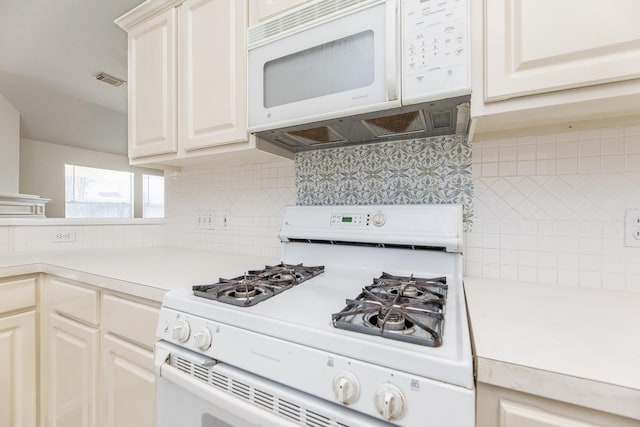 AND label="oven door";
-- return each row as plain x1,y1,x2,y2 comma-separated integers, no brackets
155,341,385,427
157,367,298,427
247,0,399,132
